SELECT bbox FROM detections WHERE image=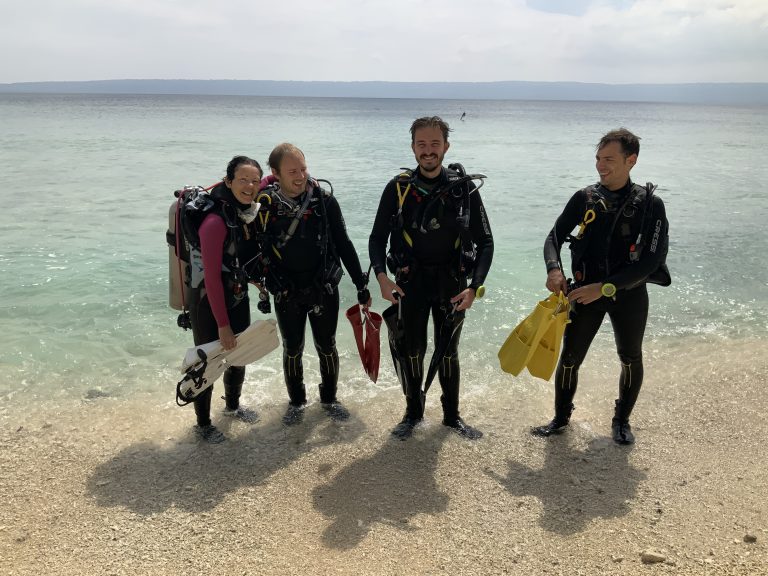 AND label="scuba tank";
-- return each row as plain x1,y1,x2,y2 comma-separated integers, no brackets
166,183,255,328
166,185,207,322
168,199,188,311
